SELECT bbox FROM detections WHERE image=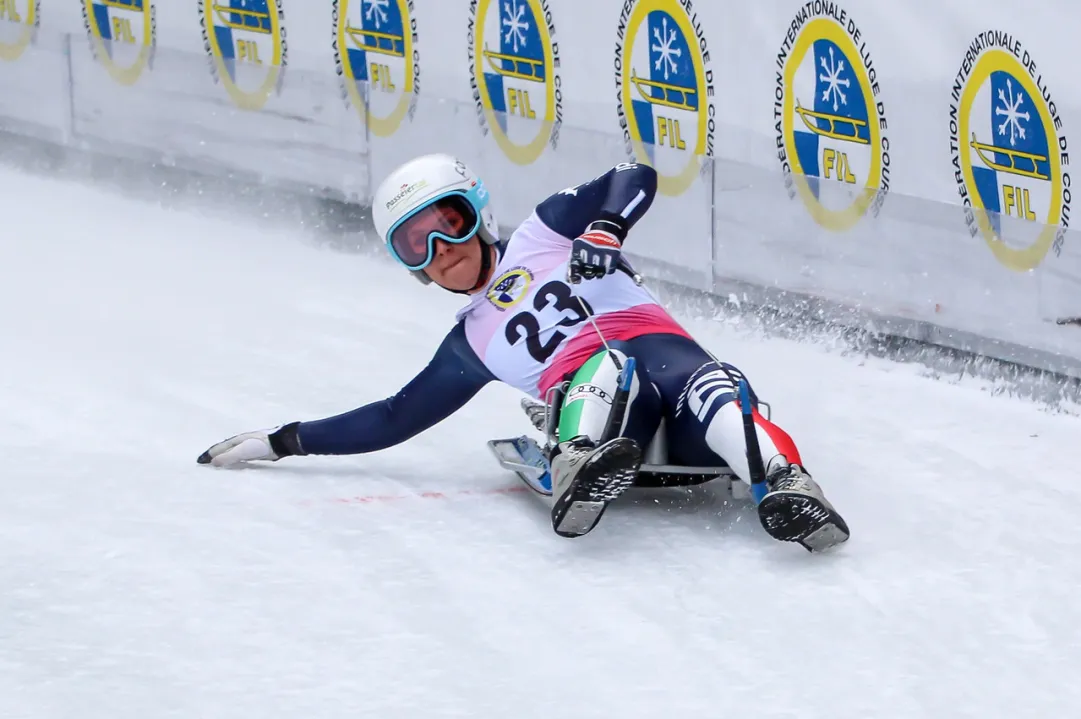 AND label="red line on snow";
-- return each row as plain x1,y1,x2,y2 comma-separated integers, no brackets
300,485,530,507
